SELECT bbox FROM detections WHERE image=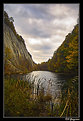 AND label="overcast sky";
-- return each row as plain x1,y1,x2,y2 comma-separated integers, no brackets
4,4,79,64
